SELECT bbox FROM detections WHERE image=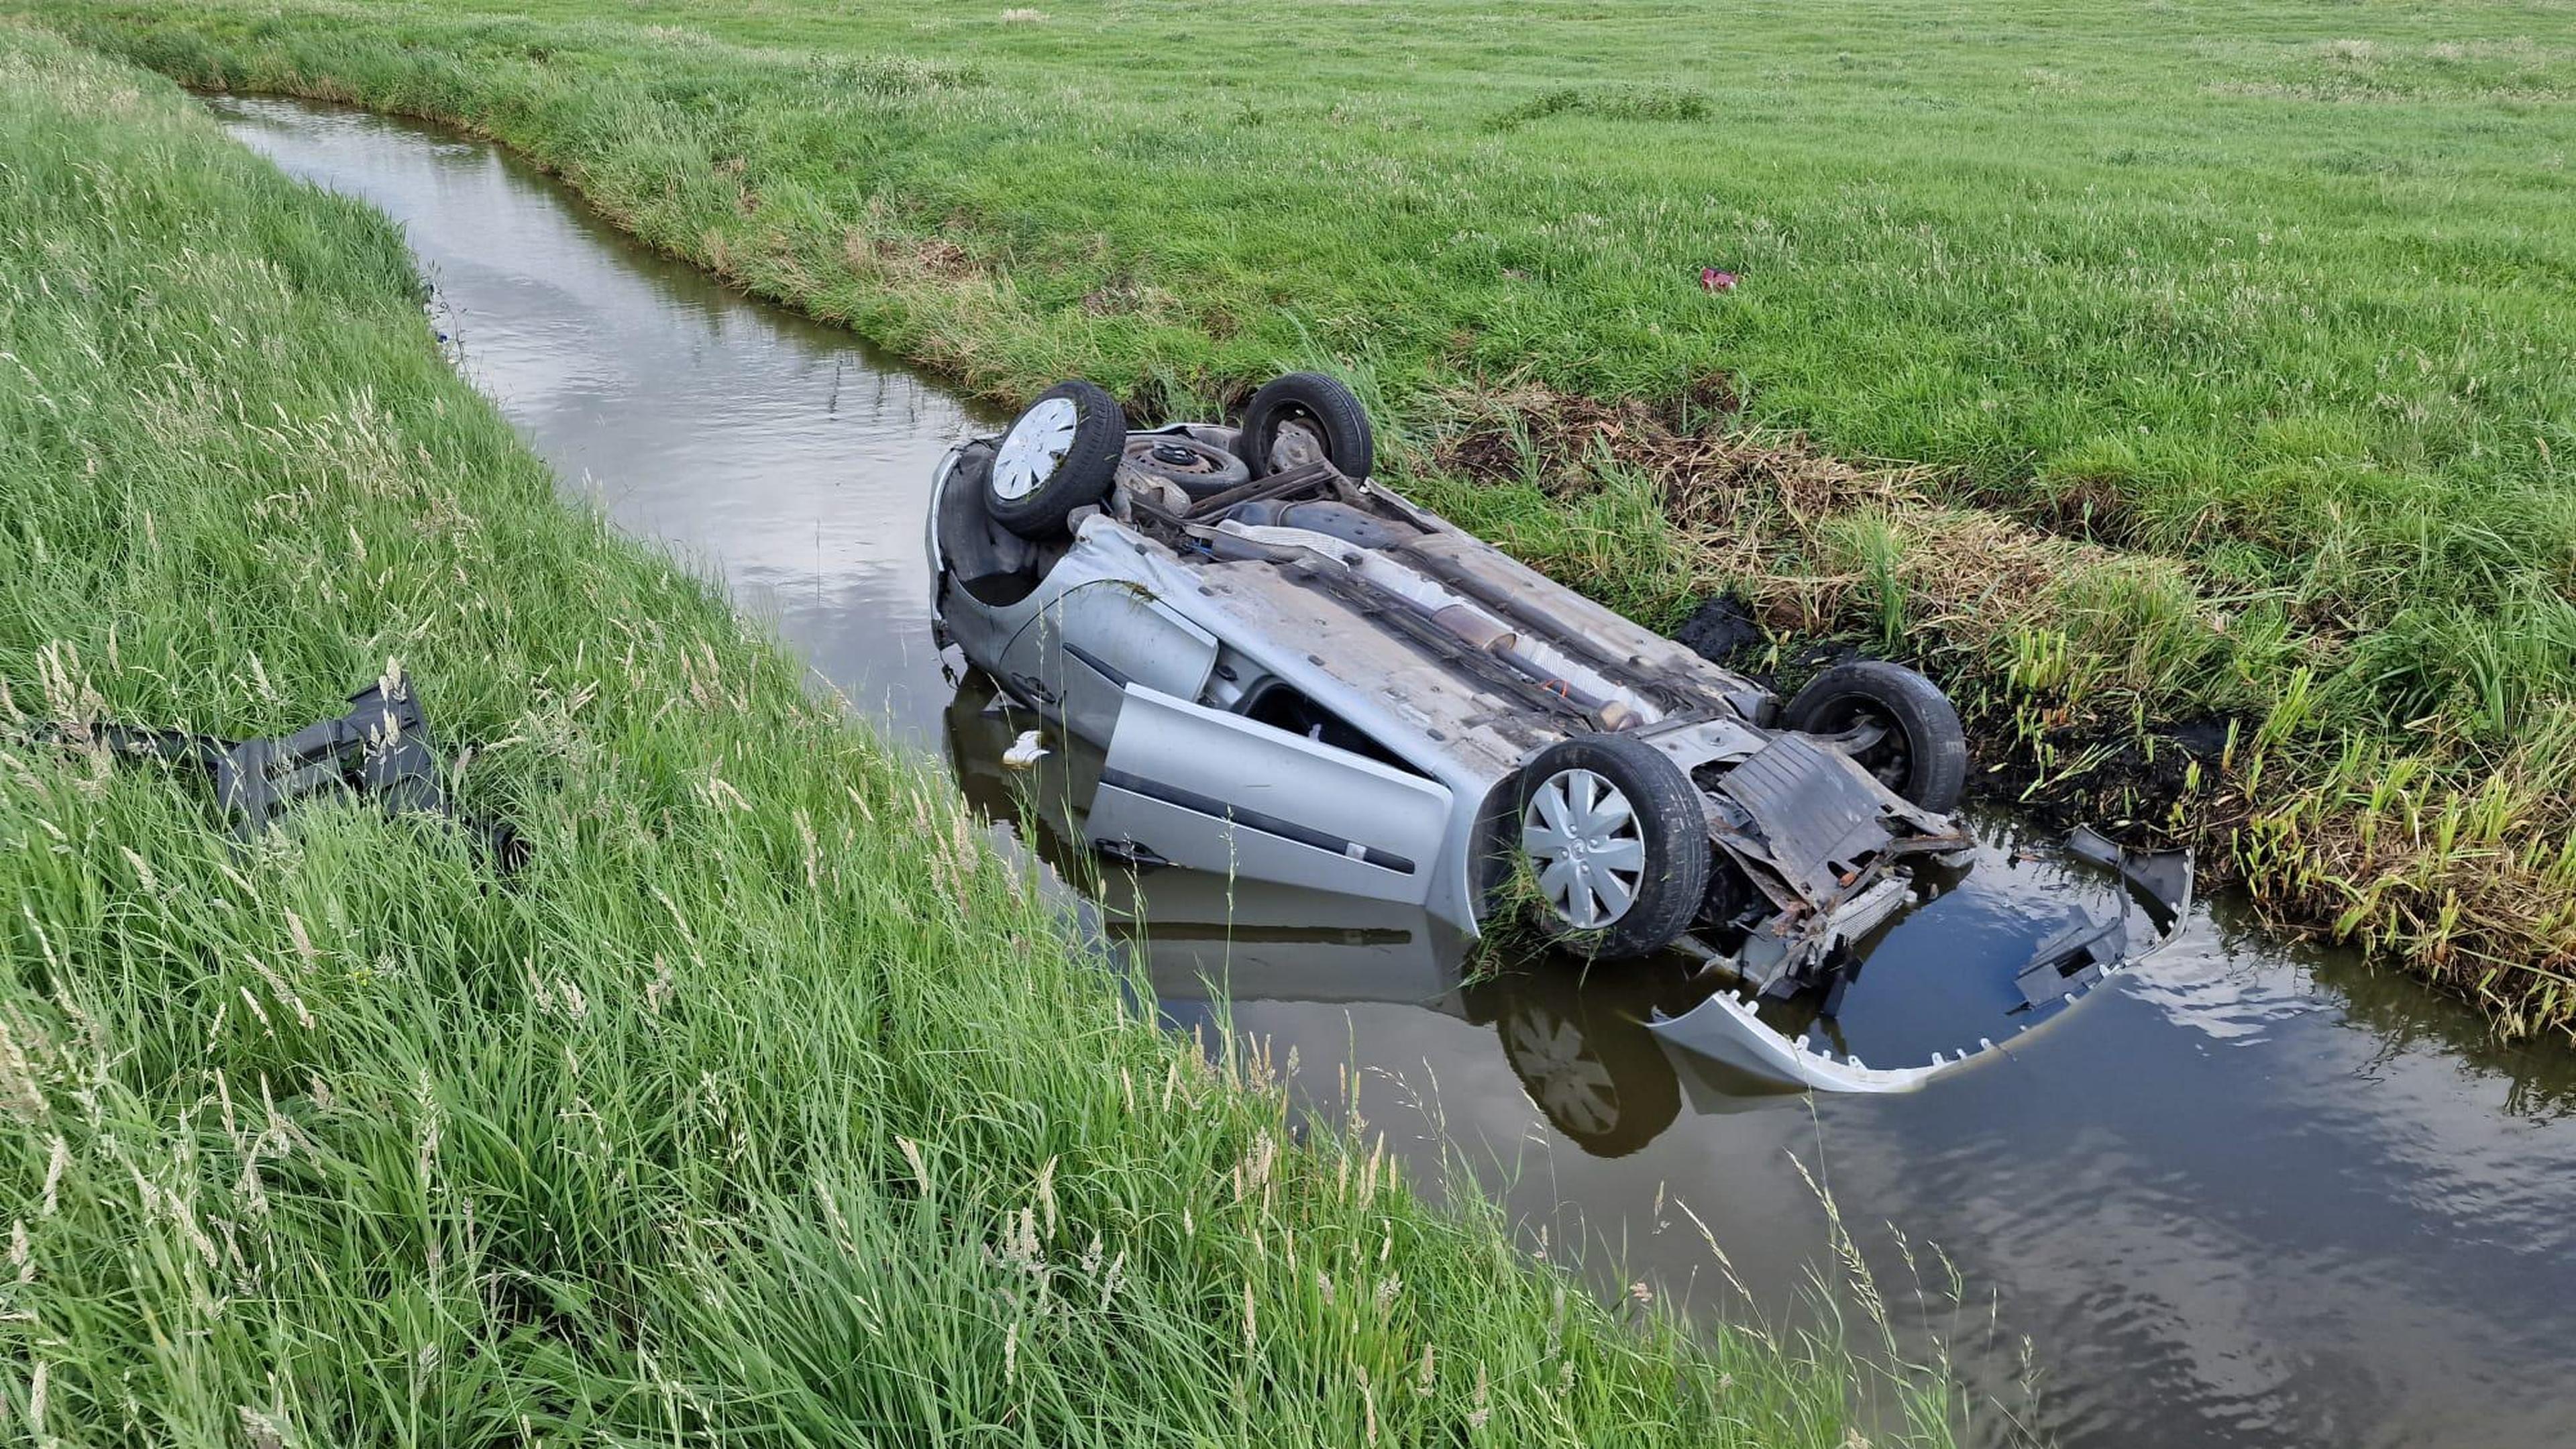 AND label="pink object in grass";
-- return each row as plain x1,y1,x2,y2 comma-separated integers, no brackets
1700,267,1739,292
